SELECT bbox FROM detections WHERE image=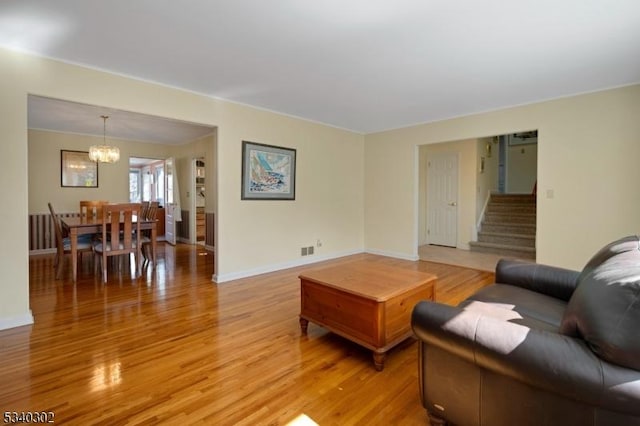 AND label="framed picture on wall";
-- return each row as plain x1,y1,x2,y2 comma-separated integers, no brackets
61,150,99,187
241,141,296,200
